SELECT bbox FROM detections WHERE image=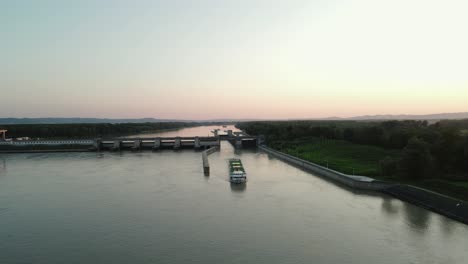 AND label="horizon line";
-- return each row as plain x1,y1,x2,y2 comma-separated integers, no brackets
1,111,468,122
